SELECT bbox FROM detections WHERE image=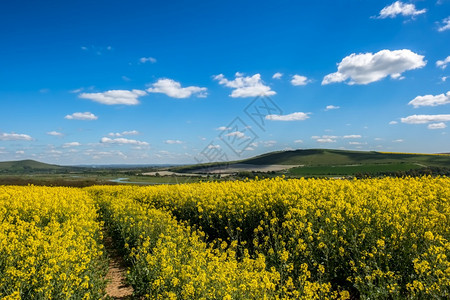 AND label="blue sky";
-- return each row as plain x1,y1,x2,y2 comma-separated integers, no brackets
0,0,449,165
